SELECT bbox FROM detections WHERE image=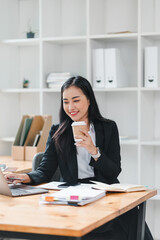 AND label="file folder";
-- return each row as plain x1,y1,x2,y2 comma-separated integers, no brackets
104,48,127,88
92,48,105,88
144,46,160,88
